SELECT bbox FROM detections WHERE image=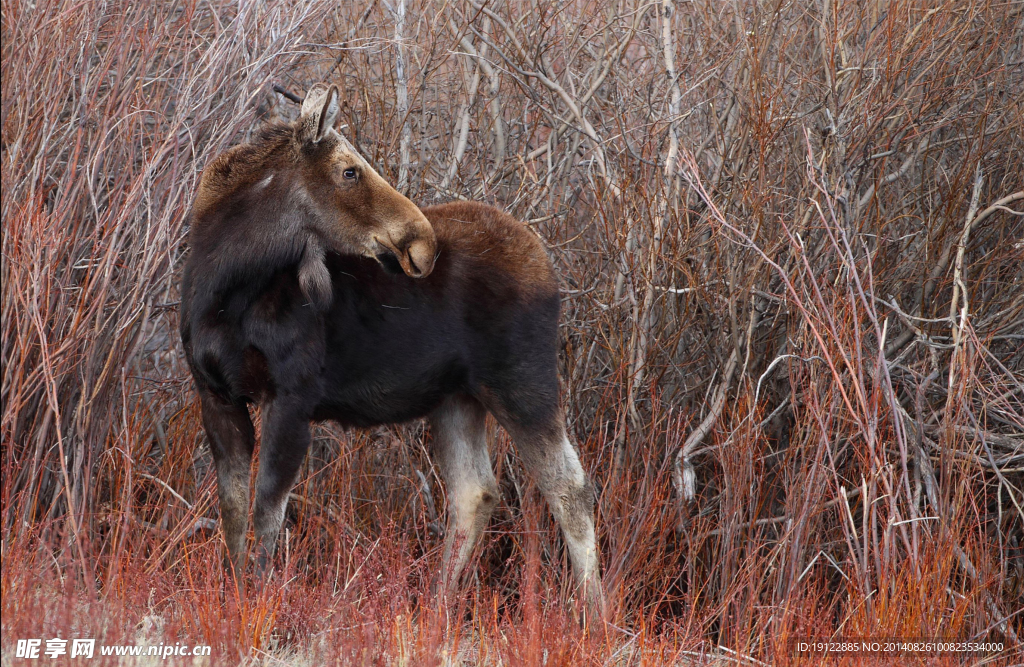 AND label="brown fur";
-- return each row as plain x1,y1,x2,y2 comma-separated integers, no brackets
191,125,293,223
425,200,555,294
